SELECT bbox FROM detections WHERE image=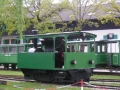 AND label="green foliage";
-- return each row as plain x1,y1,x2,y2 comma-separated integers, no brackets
24,0,60,34
98,0,120,26
53,0,105,31
0,0,31,38
0,0,111,36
